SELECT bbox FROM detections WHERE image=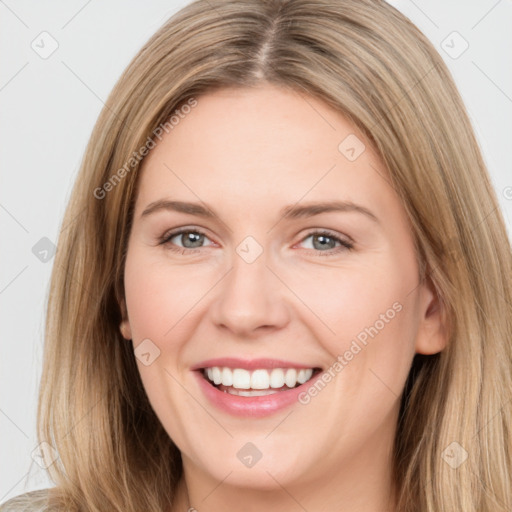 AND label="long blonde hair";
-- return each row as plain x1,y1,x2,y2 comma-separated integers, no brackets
3,0,512,510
